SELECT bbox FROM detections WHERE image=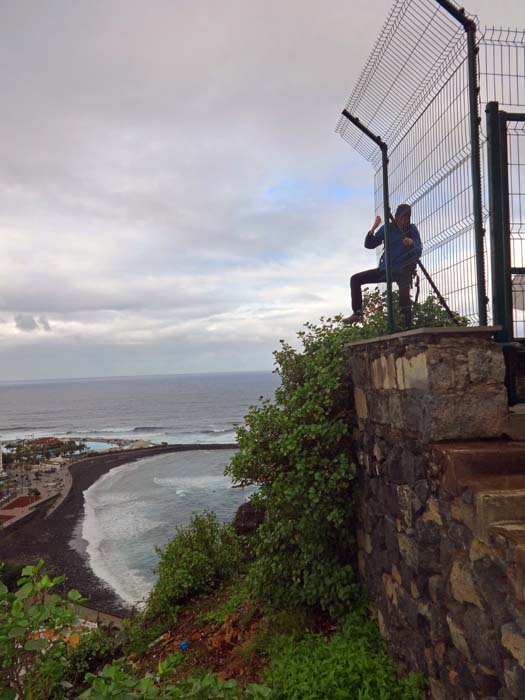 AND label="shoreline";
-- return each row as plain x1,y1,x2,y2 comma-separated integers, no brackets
0,443,237,616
